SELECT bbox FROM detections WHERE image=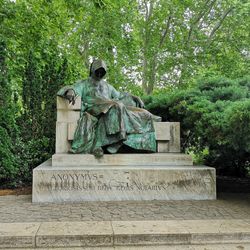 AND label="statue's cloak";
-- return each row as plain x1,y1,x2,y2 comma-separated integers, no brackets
57,61,161,154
